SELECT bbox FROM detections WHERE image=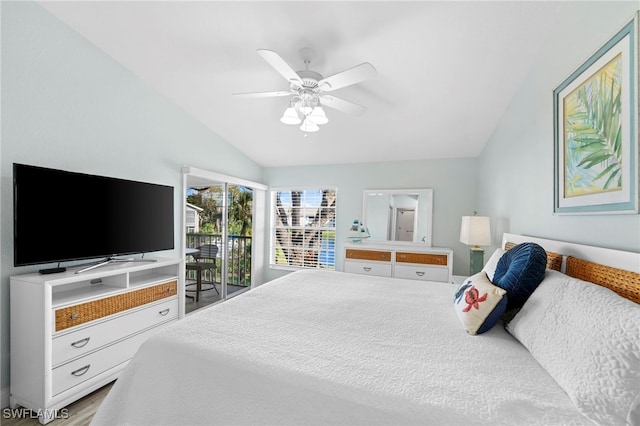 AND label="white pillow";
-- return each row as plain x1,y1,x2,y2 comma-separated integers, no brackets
453,271,507,335
481,248,505,282
507,270,640,425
